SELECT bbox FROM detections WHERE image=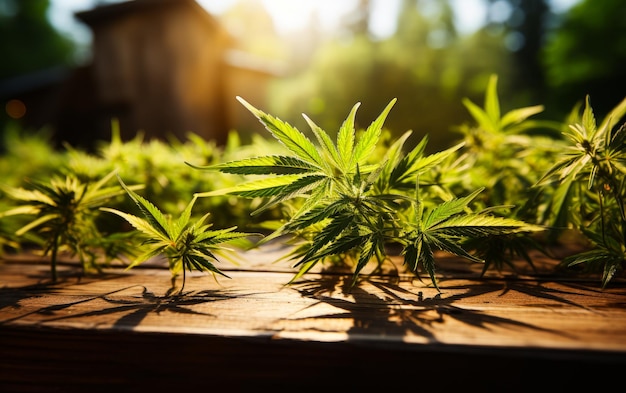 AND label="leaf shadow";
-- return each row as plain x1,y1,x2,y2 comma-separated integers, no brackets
0,283,241,329
0,267,152,320
287,272,595,343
